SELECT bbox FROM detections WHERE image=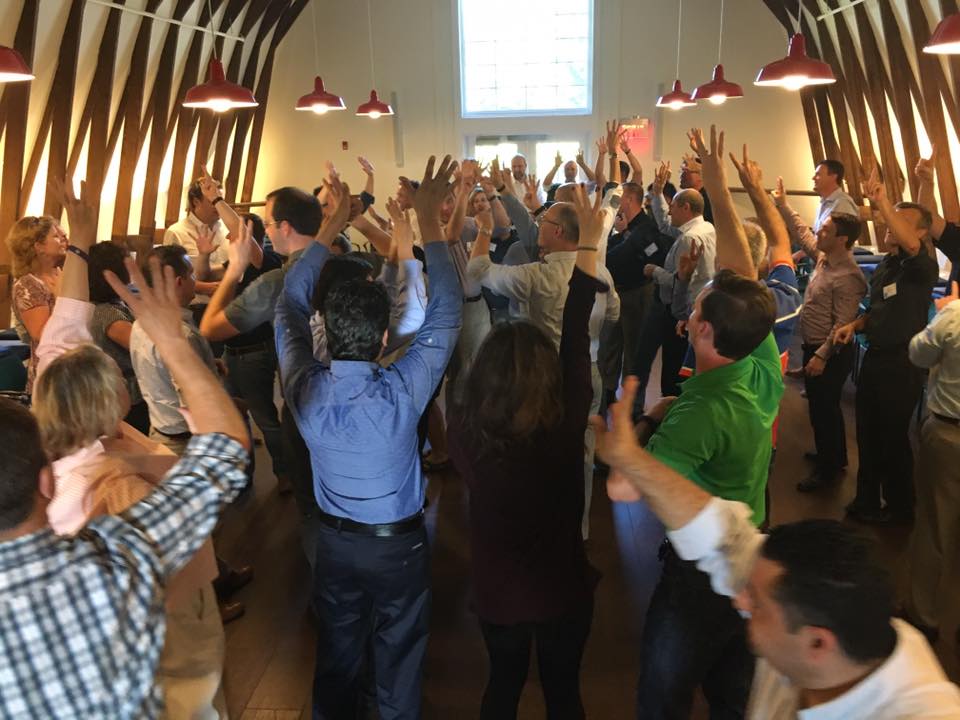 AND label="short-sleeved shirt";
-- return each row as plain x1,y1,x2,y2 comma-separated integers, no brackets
222,249,284,348
91,301,142,404
223,250,304,336
648,333,785,525
865,248,939,349
12,273,56,391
